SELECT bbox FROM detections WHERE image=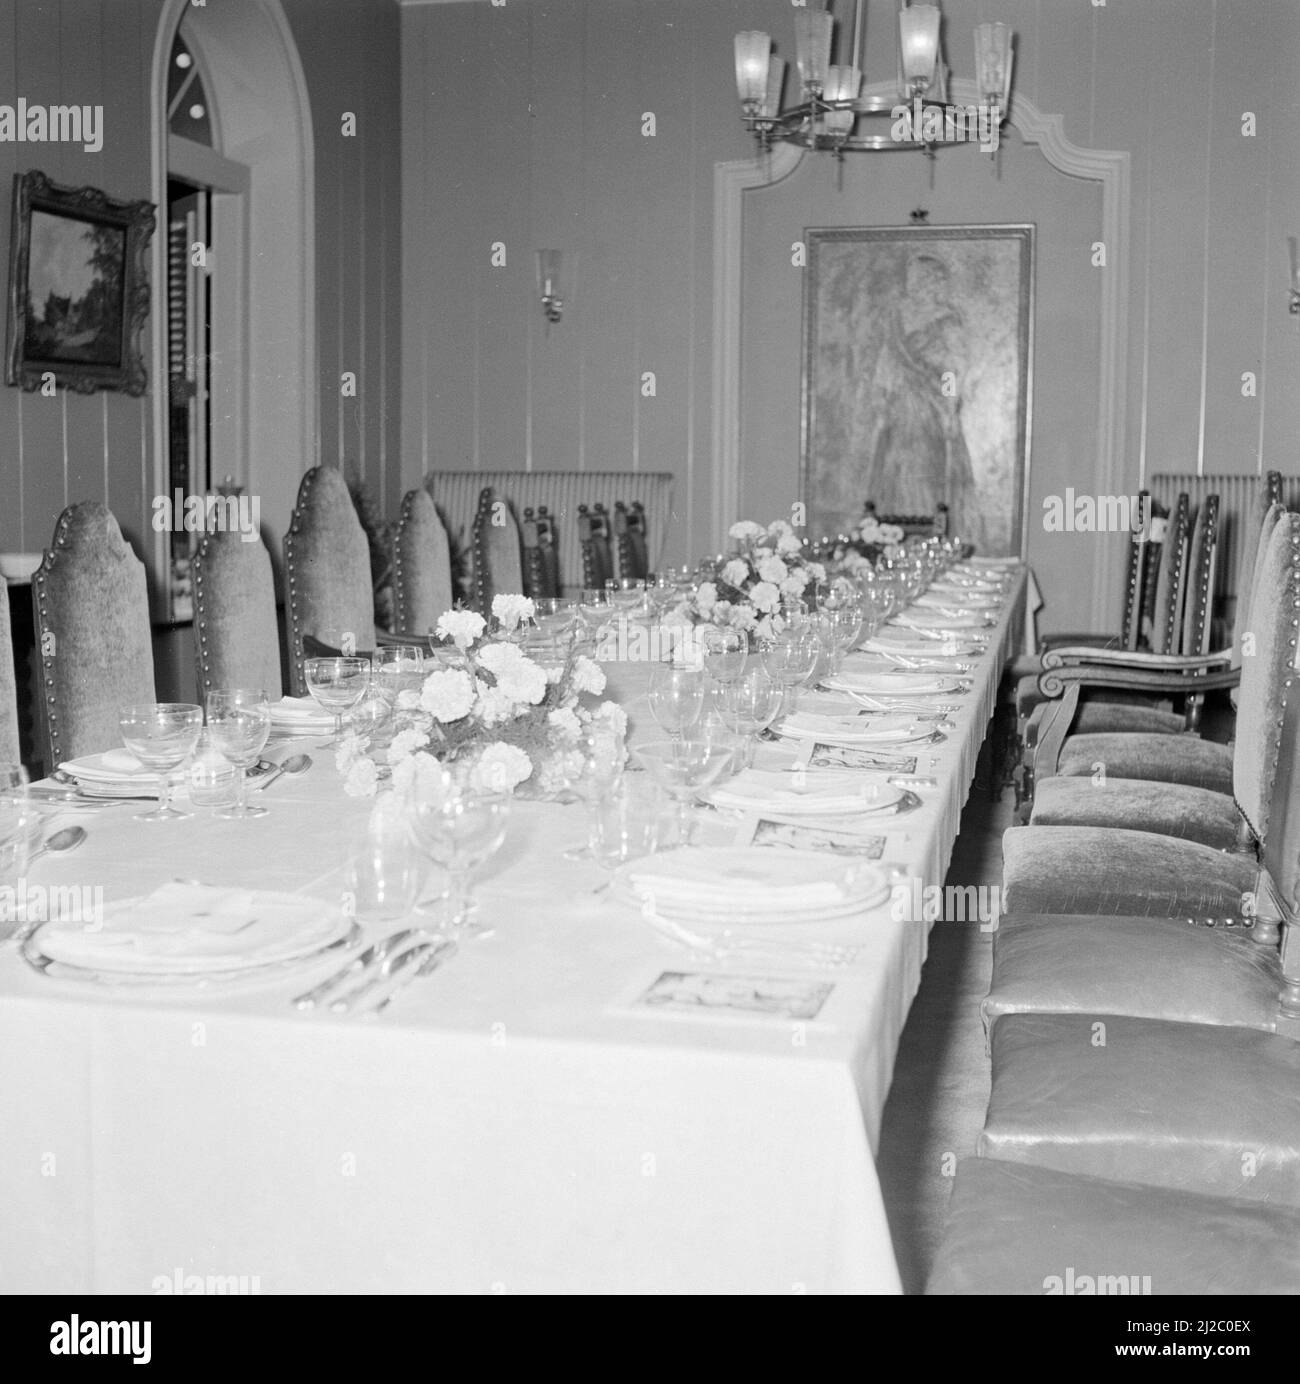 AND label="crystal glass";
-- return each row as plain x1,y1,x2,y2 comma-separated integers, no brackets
759,626,820,713
647,662,705,739
576,587,612,651
718,670,784,768
590,775,669,870
407,784,510,937
700,626,747,685
605,577,647,619
562,726,629,861
187,730,237,809
632,739,736,847
344,794,425,923
118,703,204,821
372,646,425,705
205,690,273,820
0,764,31,937
304,656,371,744
646,572,678,617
